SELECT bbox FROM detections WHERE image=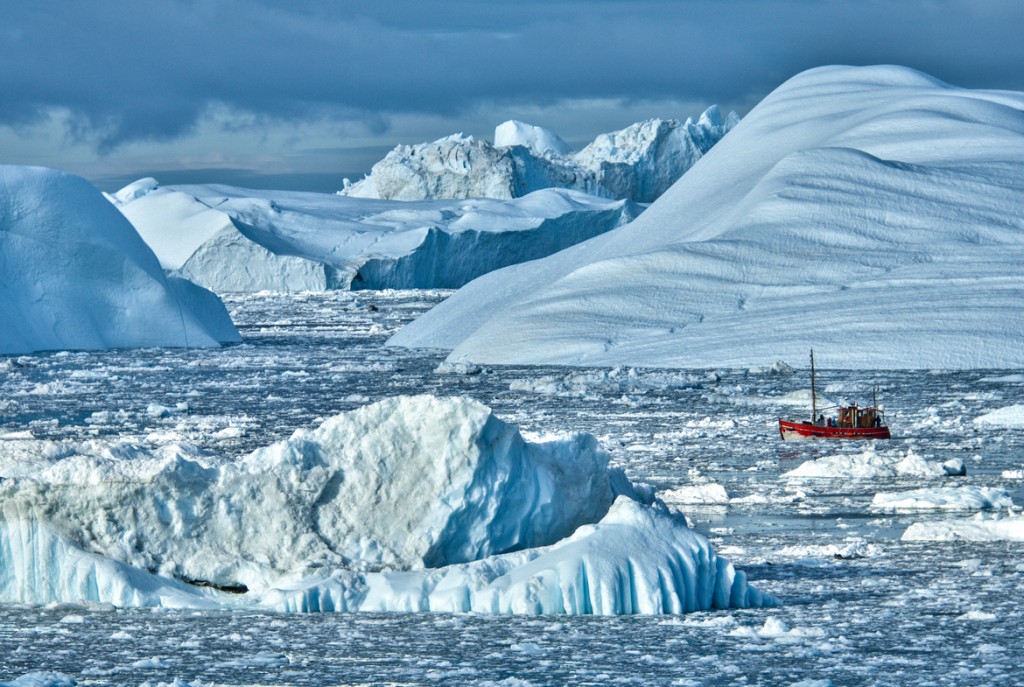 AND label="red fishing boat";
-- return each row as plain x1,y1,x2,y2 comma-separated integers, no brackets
778,350,891,441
